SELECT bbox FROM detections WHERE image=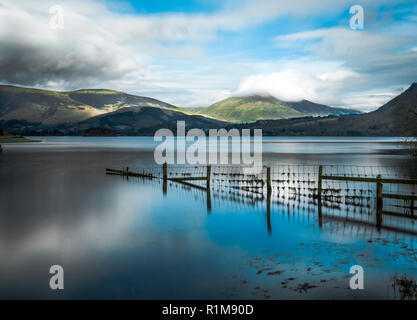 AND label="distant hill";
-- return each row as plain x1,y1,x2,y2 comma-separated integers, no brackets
1,105,227,135
198,96,301,122
198,95,360,123
1,83,415,137
0,85,177,125
287,100,360,116
231,83,417,136
66,106,226,135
